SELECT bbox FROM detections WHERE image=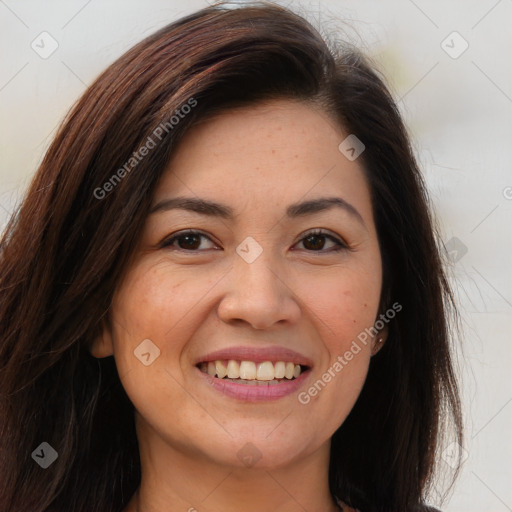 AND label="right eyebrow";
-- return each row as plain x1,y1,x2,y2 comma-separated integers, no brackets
149,197,233,217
